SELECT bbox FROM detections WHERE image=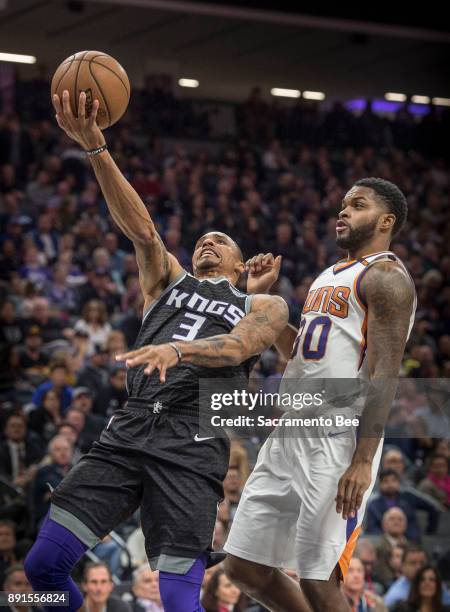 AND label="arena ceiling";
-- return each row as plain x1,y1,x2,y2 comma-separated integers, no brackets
0,0,449,102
